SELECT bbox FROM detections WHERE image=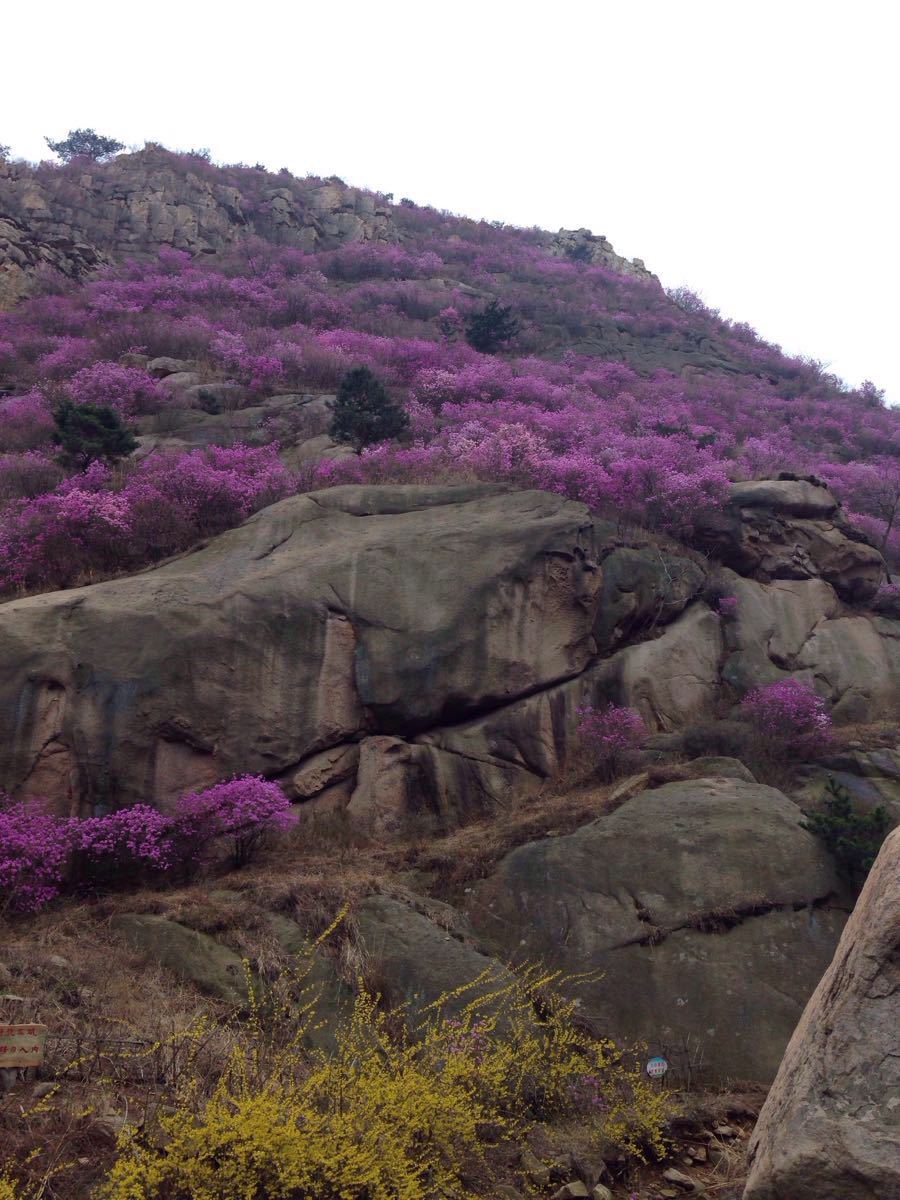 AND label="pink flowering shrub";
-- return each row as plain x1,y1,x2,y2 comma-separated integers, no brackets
739,678,833,758
0,392,55,451
0,450,64,504
0,776,295,914
172,775,297,869
715,594,740,619
66,361,168,416
0,796,71,914
68,804,175,889
577,703,647,779
0,445,294,594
